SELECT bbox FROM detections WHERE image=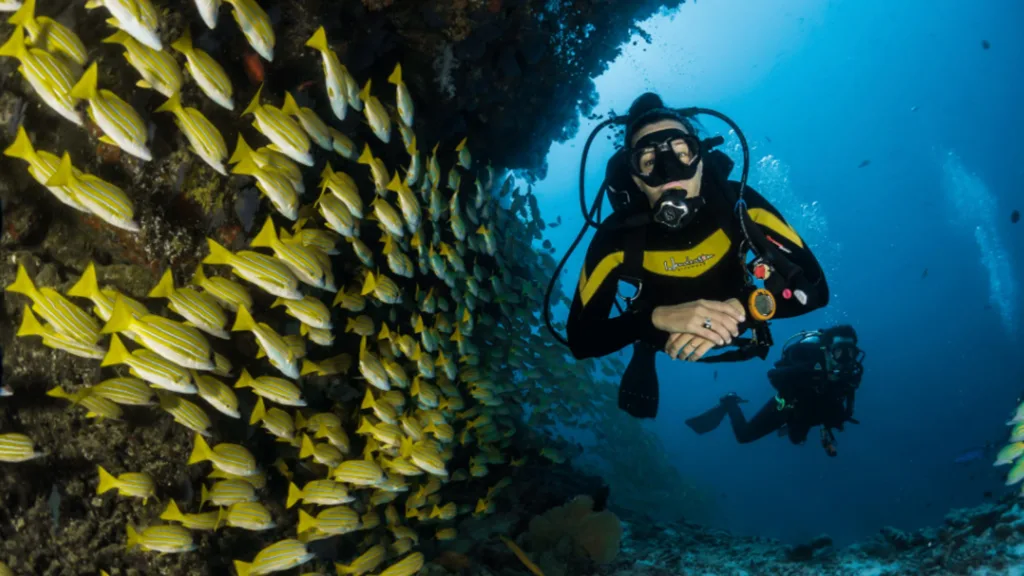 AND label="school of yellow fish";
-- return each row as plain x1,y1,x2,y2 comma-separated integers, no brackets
0,1,598,574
